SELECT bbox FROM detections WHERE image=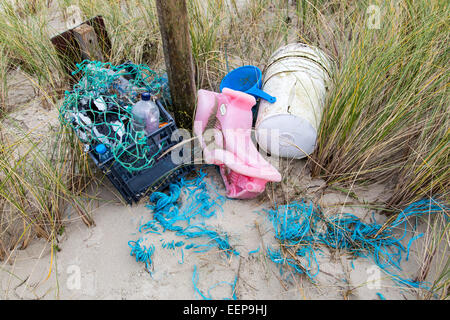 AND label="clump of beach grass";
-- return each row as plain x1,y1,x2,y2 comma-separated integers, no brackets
0,1,65,99
416,211,449,299
75,0,161,65
306,1,449,211
0,44,9,114
292,0,449,298
0,117,94,261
